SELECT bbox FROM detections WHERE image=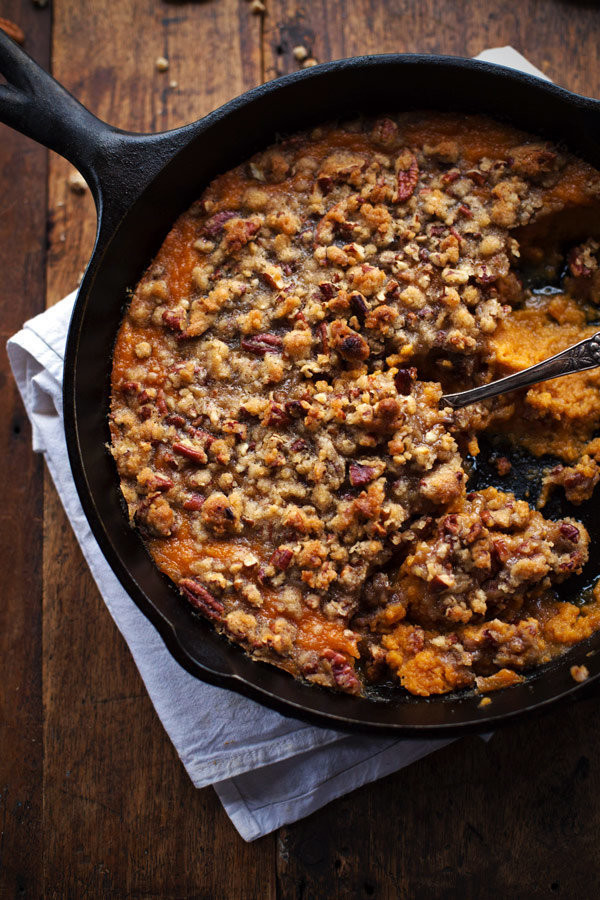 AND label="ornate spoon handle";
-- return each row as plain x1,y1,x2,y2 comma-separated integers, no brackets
442,331,600,410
